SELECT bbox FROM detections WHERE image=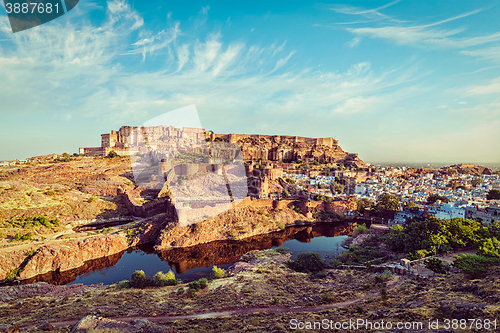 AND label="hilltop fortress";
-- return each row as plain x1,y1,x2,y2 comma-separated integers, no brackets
79,126,366,168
